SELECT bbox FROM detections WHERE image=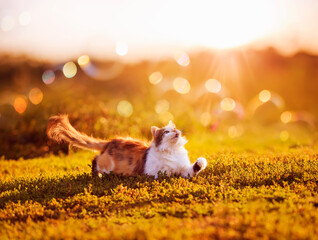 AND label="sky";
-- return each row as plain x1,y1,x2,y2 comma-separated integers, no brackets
0,0,318,62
